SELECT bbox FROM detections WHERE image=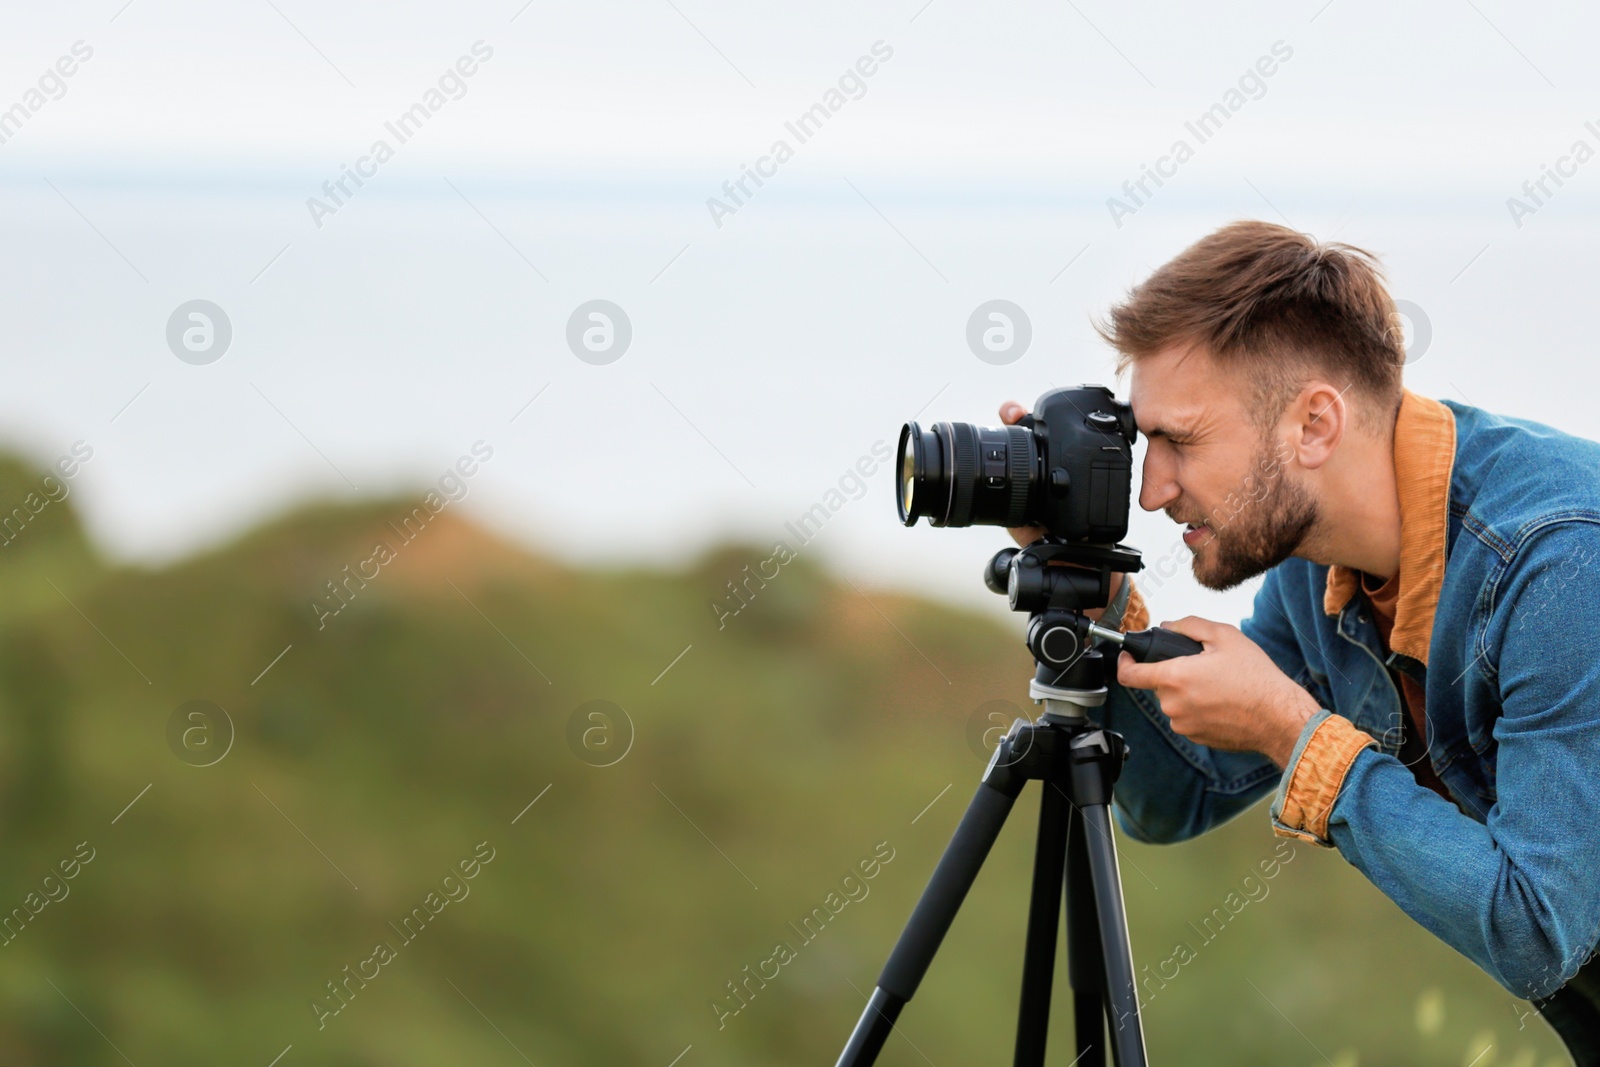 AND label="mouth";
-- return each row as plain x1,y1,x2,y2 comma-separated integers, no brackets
1181,521,1212,546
